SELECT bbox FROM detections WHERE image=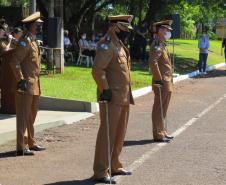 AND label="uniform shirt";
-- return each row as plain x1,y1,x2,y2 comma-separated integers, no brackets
92,32,134,105
149,39,173,92
10,33,41,95
198,35,209,54
79,38,90,51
